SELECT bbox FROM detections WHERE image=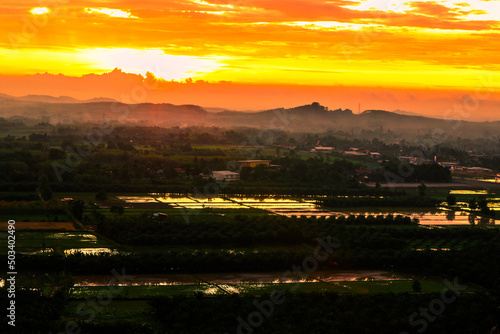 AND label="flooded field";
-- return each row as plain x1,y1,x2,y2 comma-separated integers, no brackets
0,231,115,255
64,248,121,256
114,193,498,225
68,270,448,297
332,209,496,225
72,270,408,287
116,196,159,203
118,194,316,211
475,178,500,184
449,190,489,195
